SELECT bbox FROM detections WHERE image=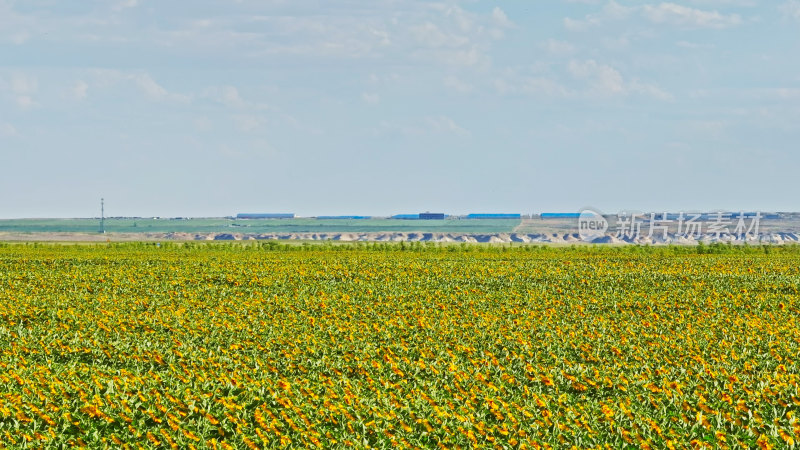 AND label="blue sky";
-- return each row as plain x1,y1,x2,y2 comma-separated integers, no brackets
1,0,798,218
